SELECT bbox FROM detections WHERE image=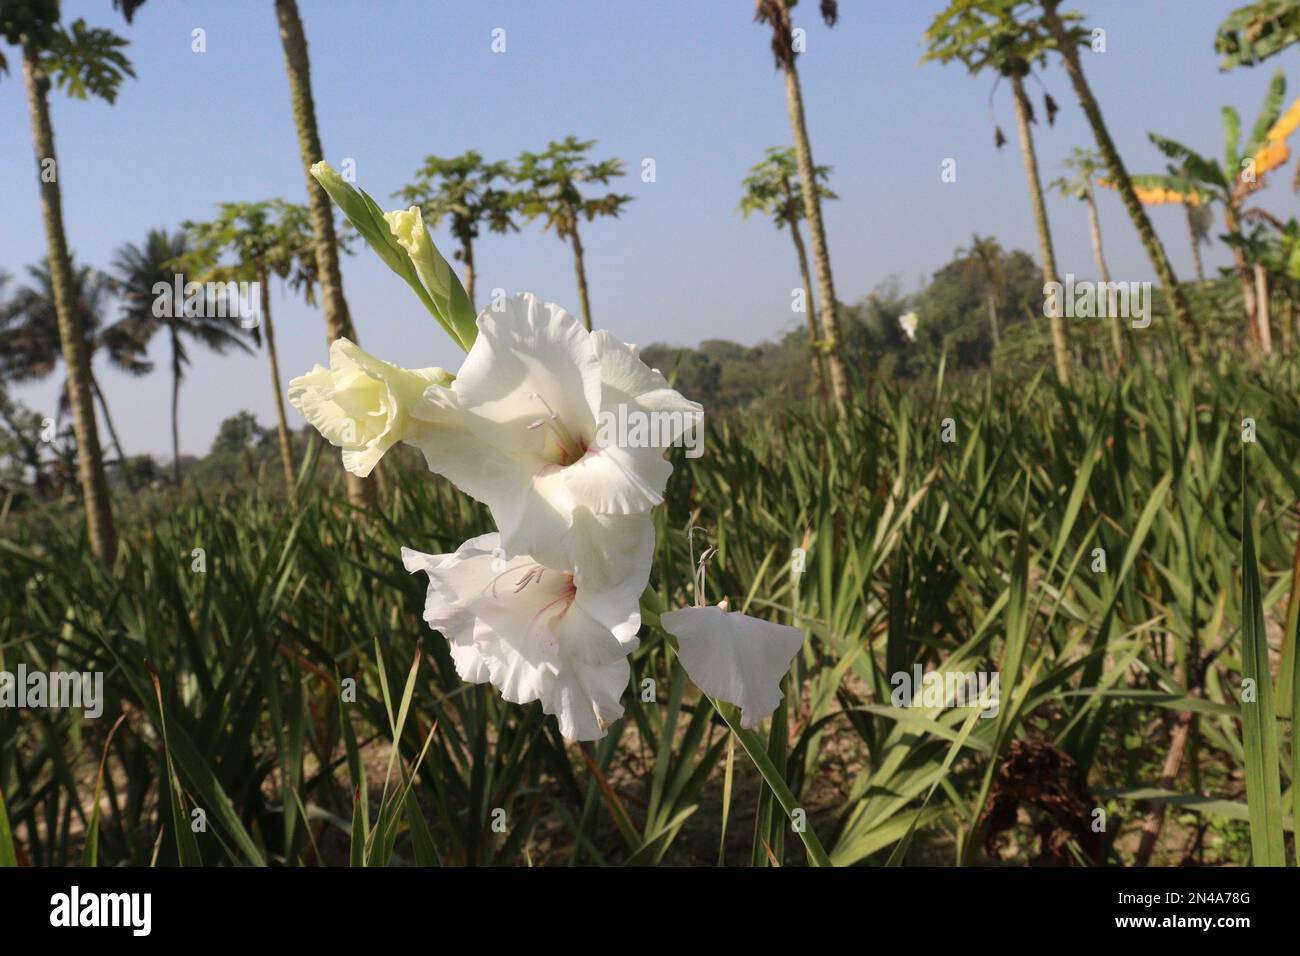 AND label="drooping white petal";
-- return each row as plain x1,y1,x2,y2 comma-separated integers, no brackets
661,604,804,729
401,532,641,742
